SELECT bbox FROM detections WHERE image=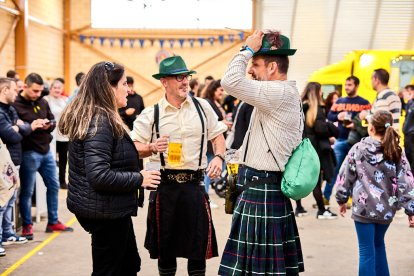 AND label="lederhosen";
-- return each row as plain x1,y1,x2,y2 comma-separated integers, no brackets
144,97,218,261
